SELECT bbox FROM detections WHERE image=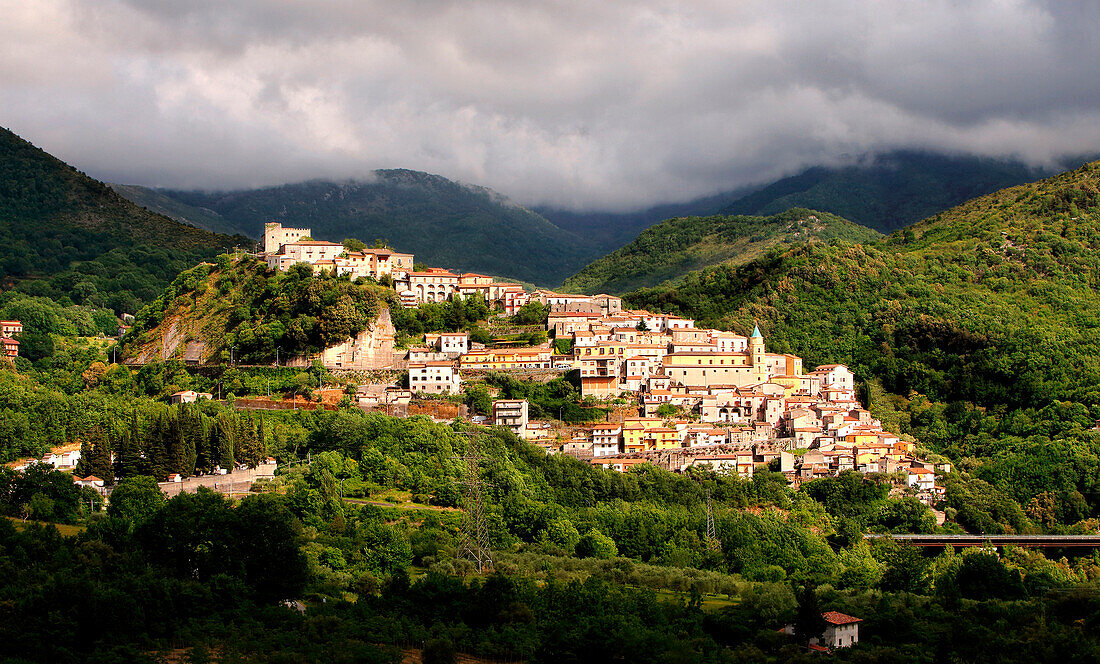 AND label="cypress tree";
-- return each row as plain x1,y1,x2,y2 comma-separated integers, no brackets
74,436,94,478
194,411,212,474
117,429,142,479
177,404,199,476
146,414,170,481
129,410,143,474
83,426,113,483
215,412,236,470
237,414,263,469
